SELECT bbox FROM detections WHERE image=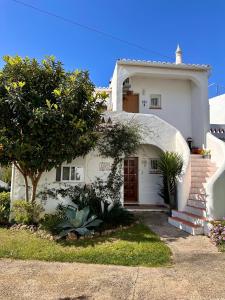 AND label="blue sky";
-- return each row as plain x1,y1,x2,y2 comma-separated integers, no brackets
1,0,225,97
